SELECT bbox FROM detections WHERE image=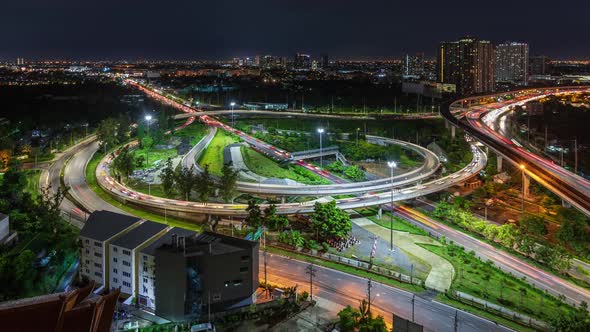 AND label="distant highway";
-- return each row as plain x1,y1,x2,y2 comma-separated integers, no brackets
445,86,590,216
